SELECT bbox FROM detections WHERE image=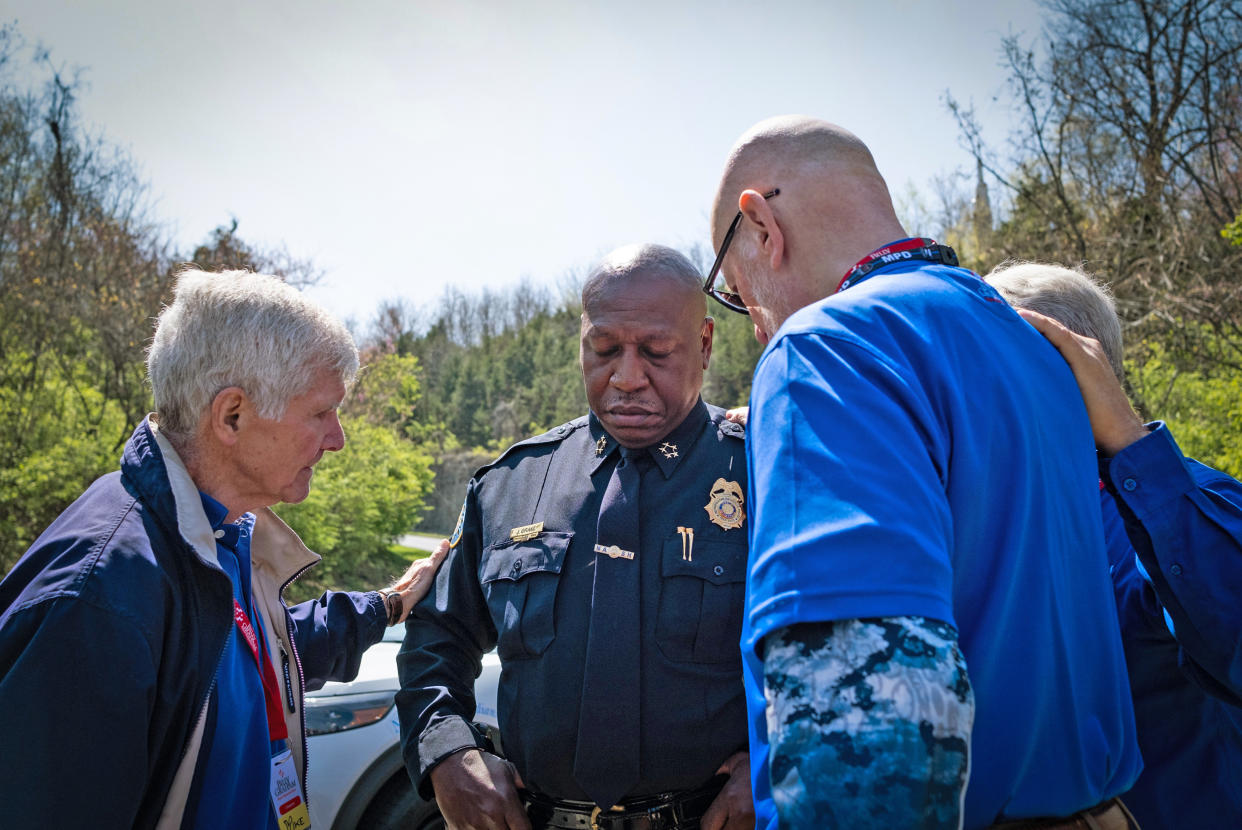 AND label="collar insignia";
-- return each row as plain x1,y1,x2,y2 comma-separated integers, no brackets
595,436,607,457
658,442,678,459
